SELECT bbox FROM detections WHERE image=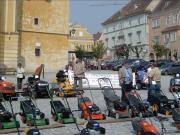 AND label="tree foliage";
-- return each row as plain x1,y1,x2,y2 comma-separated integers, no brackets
74,46,86,59
92,41,106,59
130,46,143,58
152,42,169,59
115,44,130,59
